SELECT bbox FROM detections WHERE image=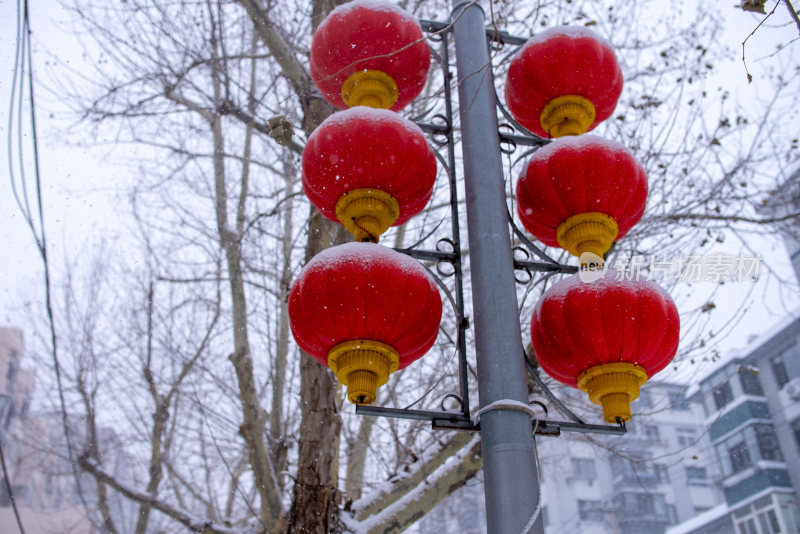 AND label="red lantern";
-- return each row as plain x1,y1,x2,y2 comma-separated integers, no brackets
288,242,442,404
302,107,437,243
310,1,431,110
530,271,680,422
505,27,623,138
516,135,647,261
